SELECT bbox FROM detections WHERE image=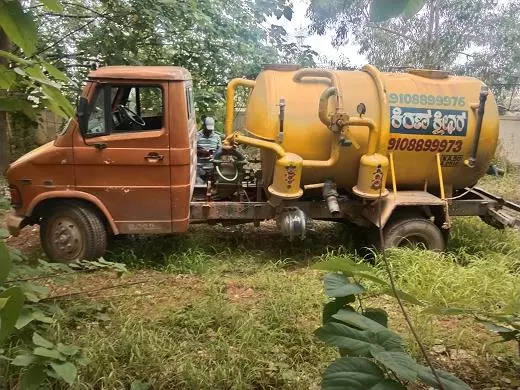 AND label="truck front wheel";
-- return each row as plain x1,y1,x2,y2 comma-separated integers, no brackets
40,203,107,262
379,217,446,251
